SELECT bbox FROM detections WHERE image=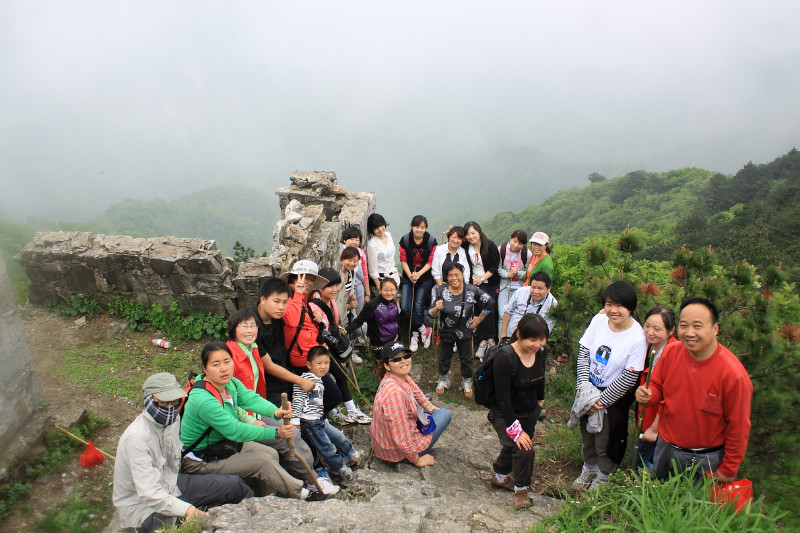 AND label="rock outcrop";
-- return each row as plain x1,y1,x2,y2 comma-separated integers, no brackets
15,171,376,313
